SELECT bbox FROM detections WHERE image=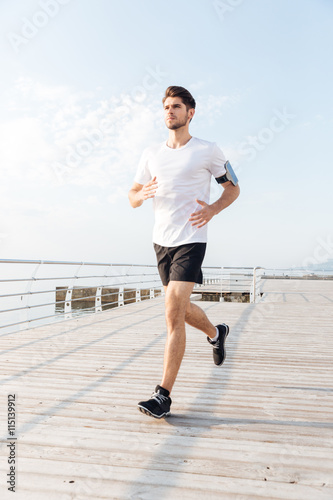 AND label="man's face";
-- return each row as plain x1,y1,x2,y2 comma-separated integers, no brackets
163,96,194,130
